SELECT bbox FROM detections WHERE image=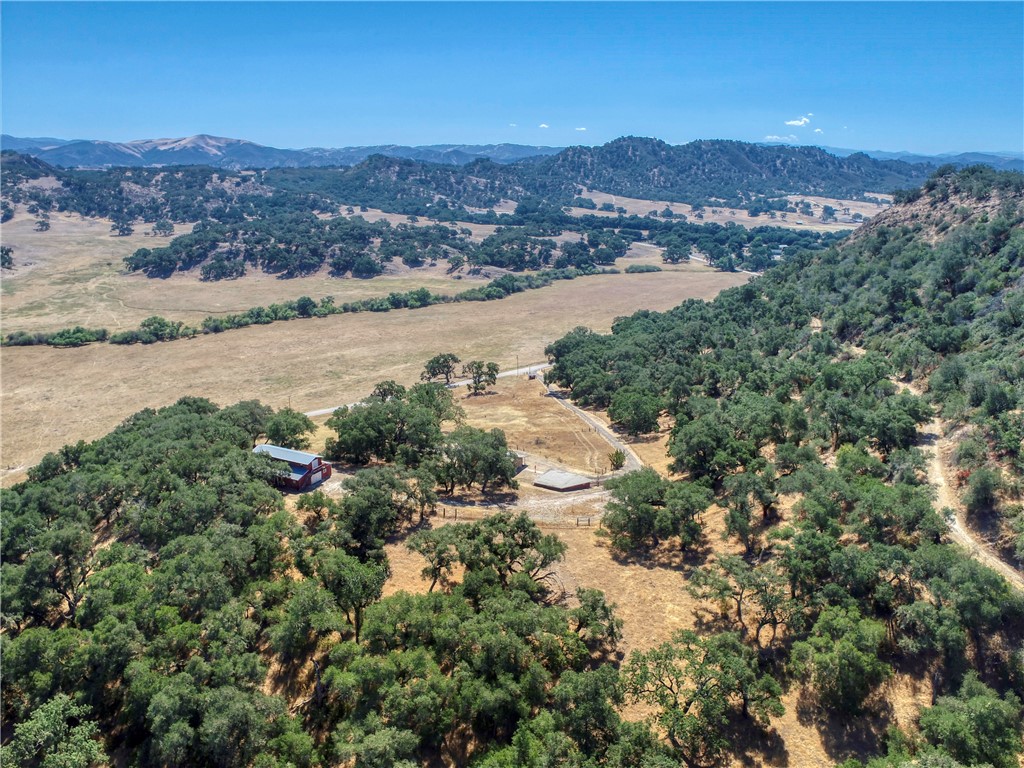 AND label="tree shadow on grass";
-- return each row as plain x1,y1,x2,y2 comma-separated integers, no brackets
437,489,520,509
608,537,712,572
720,715,790,767
619,430,663,445
691,608,737,636
265,647,319,710
795,687,893,764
